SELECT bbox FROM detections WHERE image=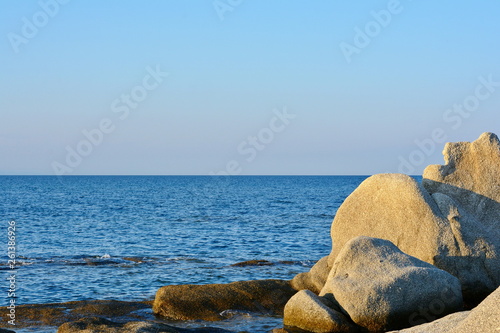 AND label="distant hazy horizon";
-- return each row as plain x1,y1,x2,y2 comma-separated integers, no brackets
2,1,500,175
